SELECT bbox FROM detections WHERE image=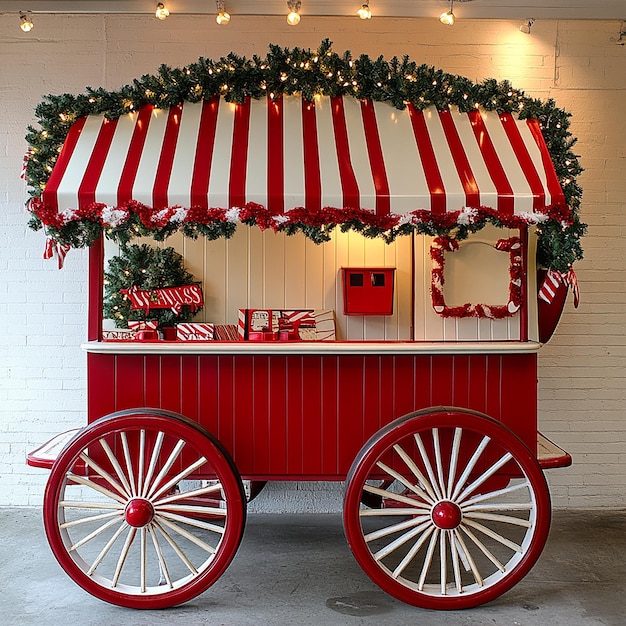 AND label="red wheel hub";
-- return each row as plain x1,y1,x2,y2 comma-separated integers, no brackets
125,498,155,528
431,500,462,529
